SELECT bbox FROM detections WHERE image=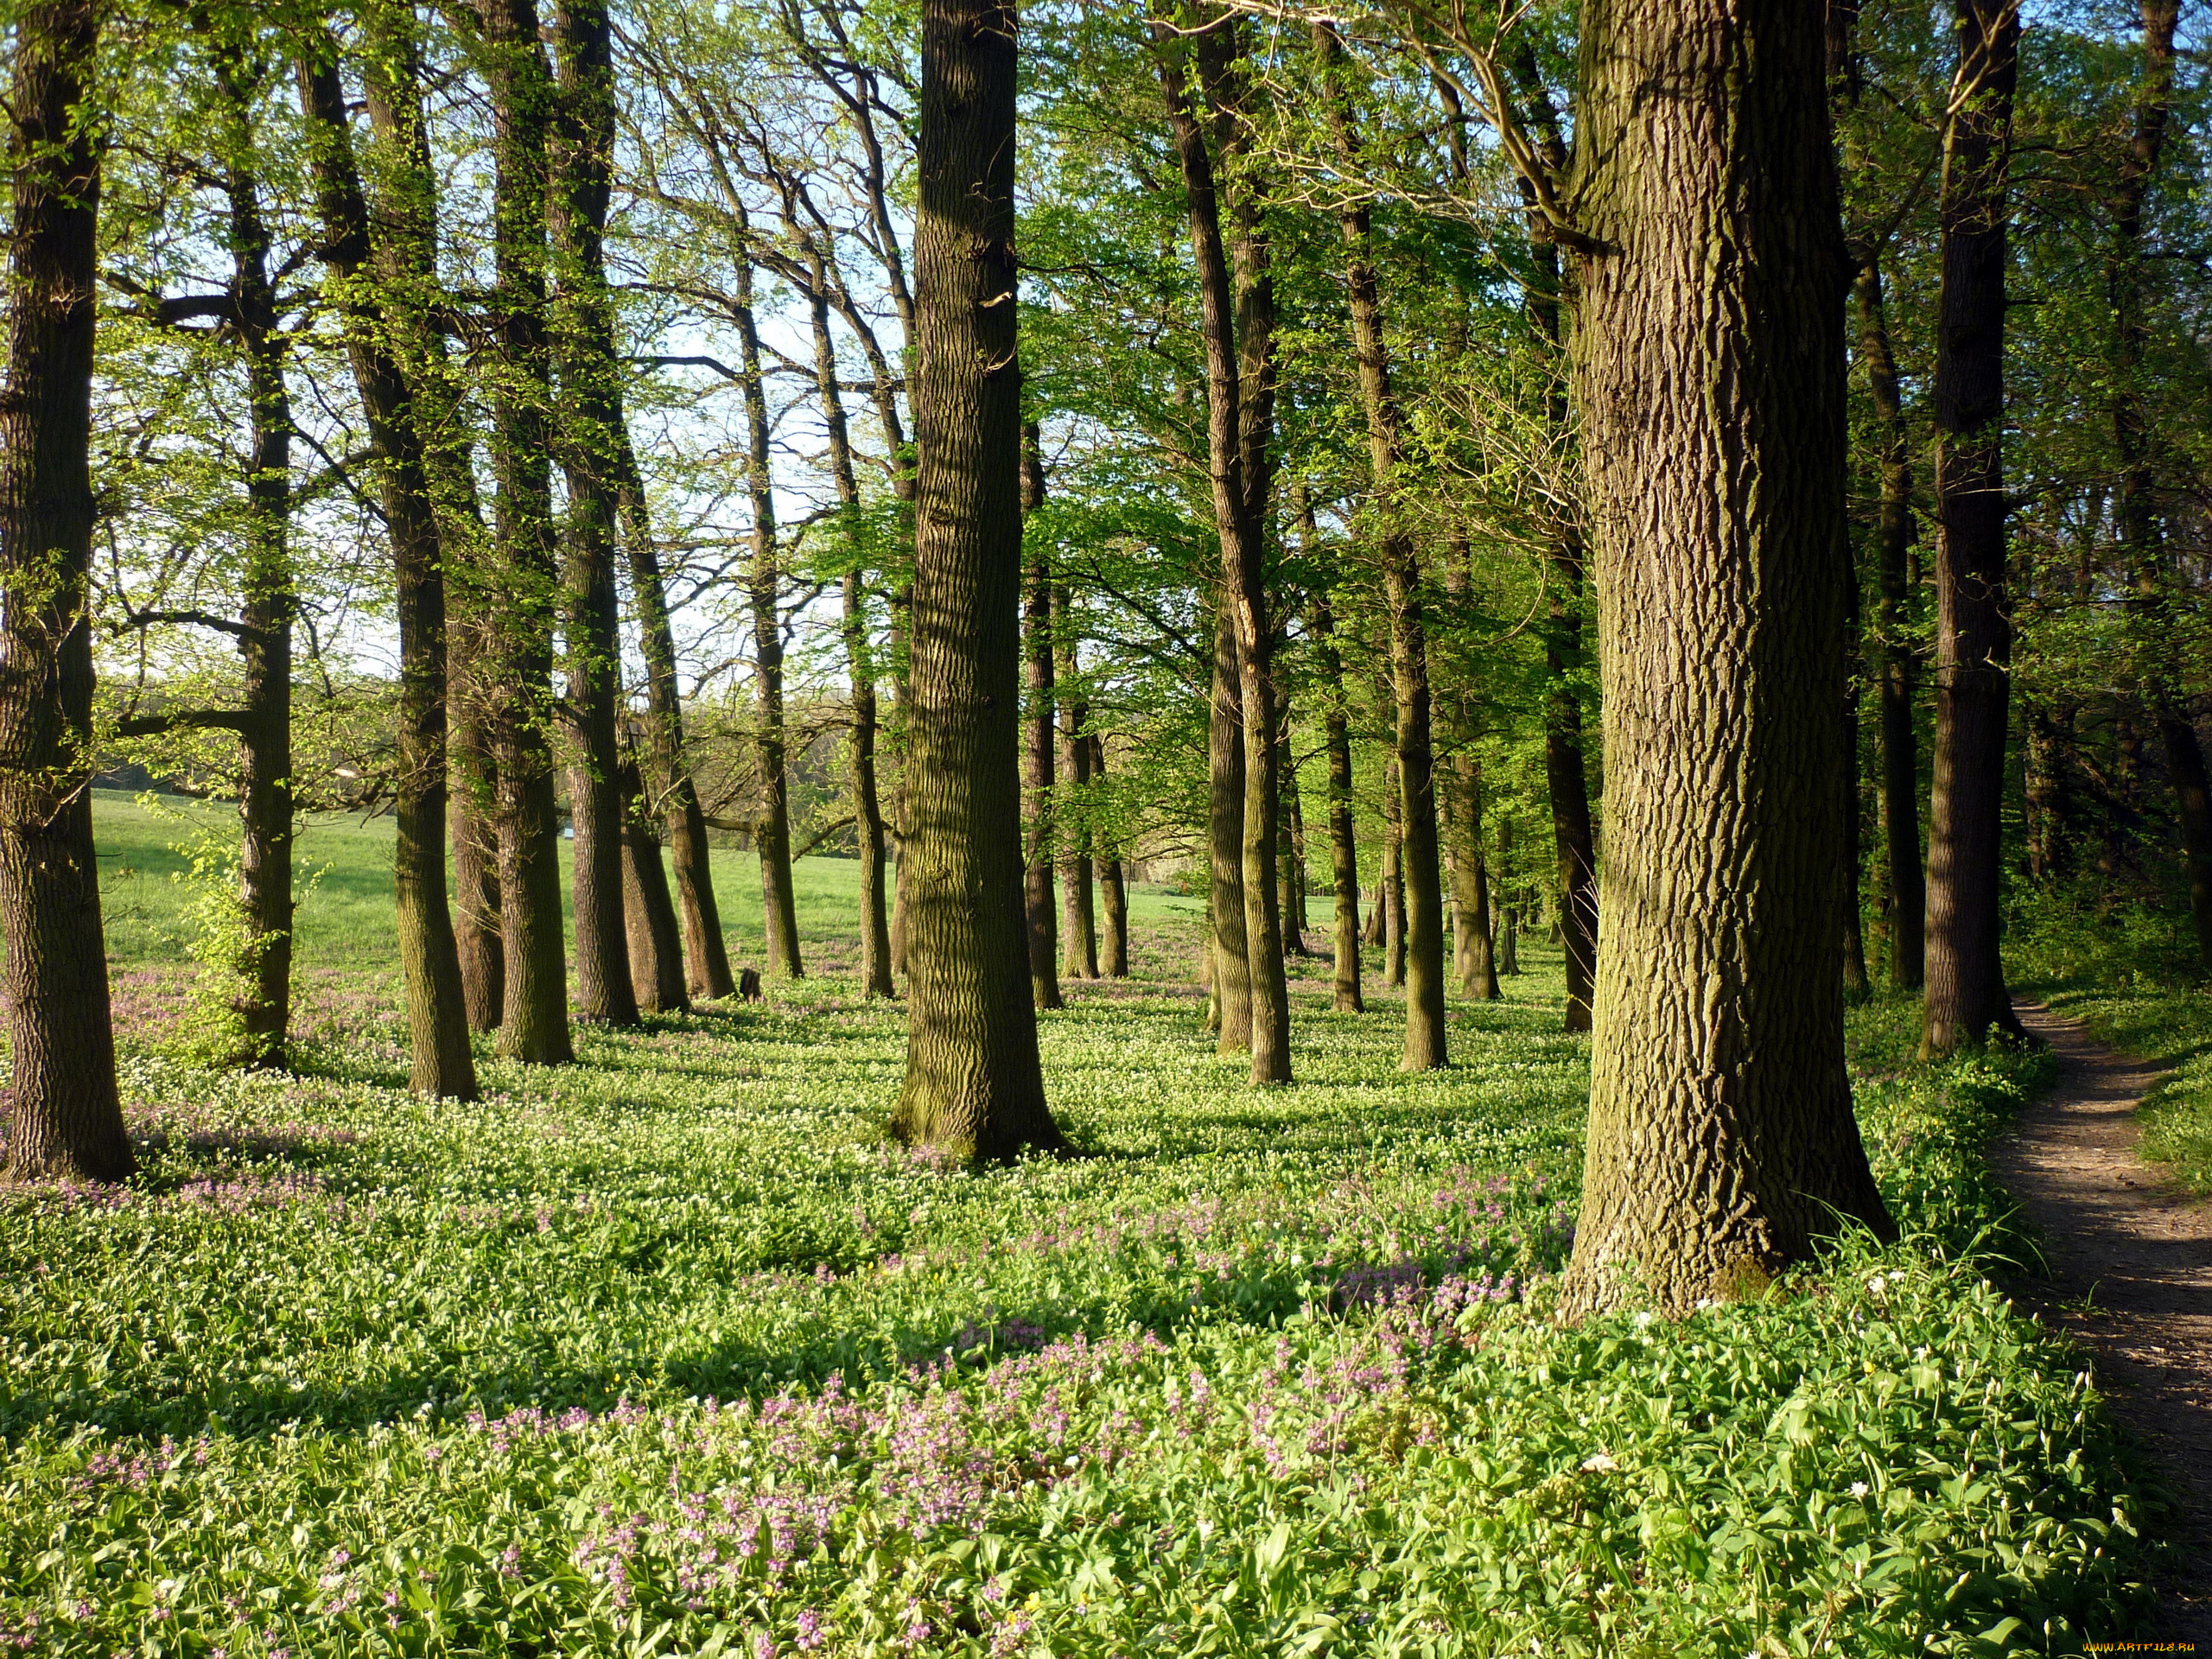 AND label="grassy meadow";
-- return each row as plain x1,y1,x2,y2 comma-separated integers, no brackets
0,792,2164,1655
